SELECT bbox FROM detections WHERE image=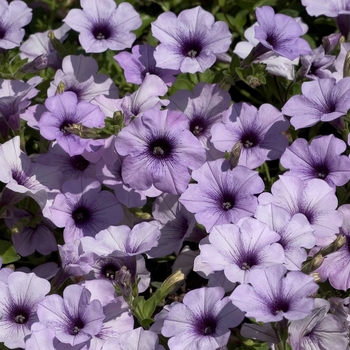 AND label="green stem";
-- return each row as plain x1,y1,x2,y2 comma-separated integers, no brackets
263,162,271,186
